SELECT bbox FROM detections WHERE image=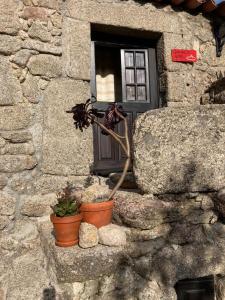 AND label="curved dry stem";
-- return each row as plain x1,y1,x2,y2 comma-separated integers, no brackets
93,108,131,200
93,120,128,155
